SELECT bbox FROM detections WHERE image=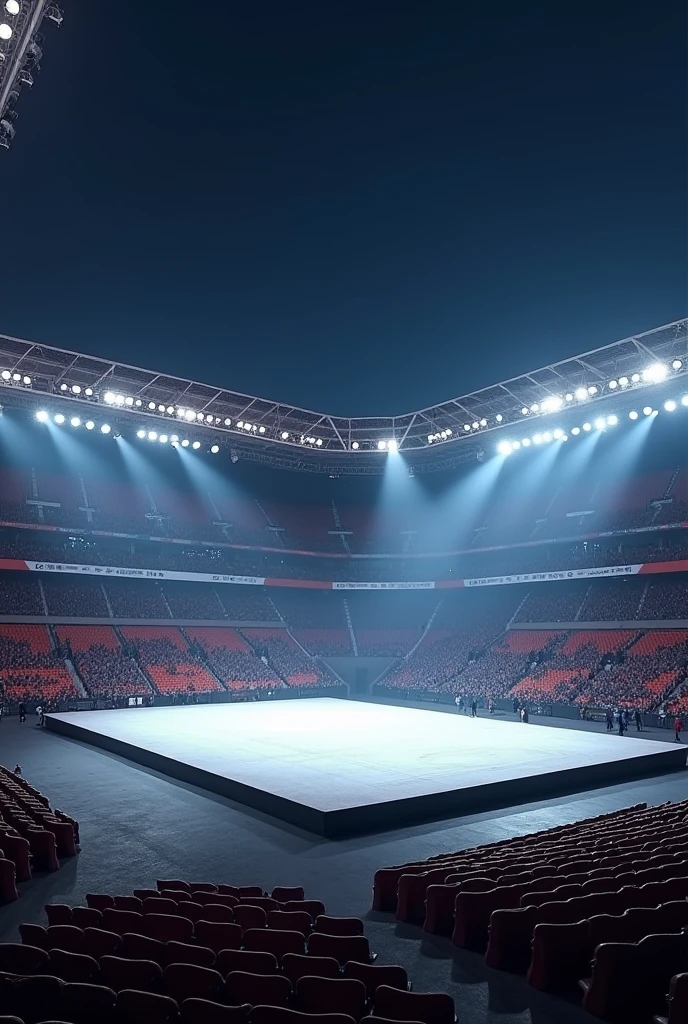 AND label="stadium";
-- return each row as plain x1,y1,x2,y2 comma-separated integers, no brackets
1,4,687,1024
